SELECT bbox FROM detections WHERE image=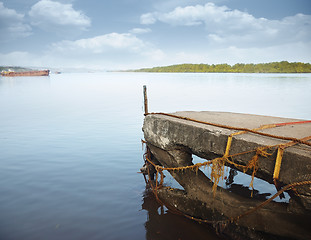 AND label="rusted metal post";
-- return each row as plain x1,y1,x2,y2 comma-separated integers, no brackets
143,85,148,116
